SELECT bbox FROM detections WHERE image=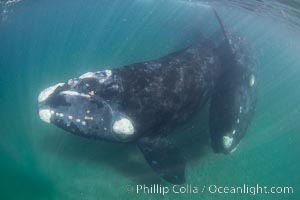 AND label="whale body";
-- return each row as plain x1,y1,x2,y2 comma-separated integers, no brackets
38,13,257,184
